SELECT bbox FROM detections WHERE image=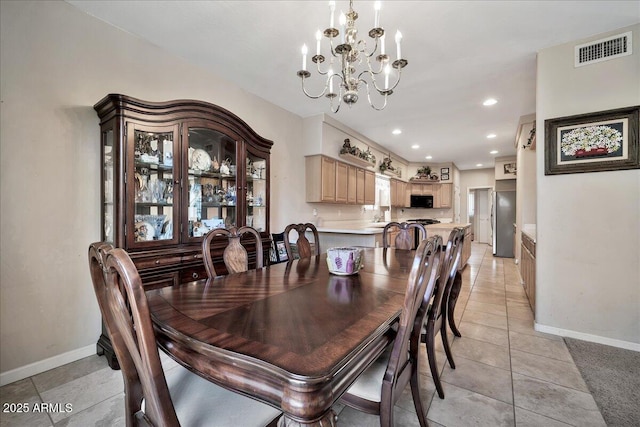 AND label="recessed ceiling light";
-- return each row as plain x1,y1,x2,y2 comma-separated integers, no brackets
392,129,402,135
490,150,499,154
486,133,497,139
483,98,498,106
476,163,483,167
411,144,419,149
425,155,432,160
